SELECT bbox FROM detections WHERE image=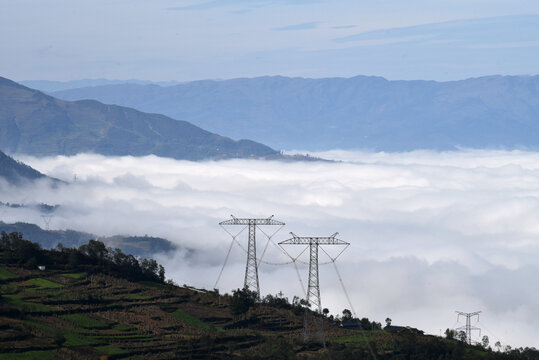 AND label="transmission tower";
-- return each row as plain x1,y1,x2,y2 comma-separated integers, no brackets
41,215,53,230
279,232,349,342
456,311,481,344
219,215,285,297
